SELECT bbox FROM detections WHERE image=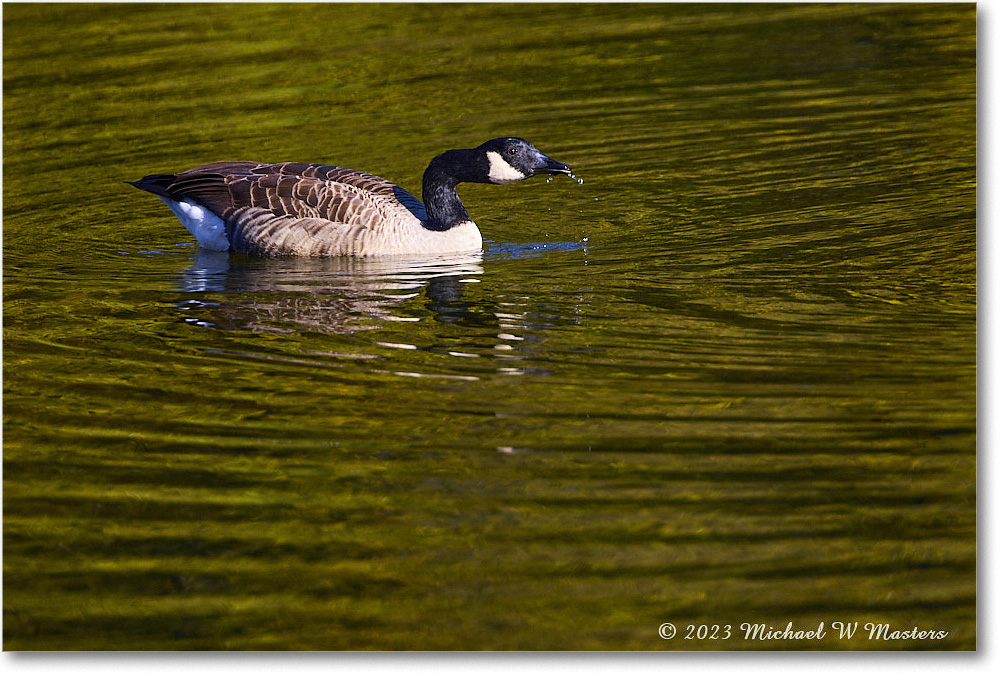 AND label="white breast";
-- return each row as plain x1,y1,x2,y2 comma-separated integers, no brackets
358,219,484,256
